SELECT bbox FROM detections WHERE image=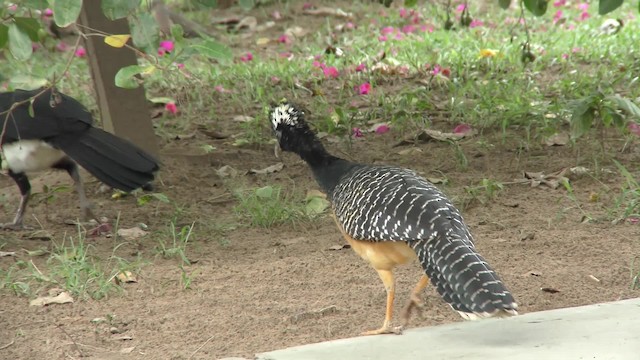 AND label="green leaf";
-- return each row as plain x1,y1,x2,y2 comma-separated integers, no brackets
599,0,623,14
238,0,255,10
523,0,548,16
255,186,274,199
23,0,49,8
404,0,418,7
14,17,41,42
52,0,83,27
499,0,512,9
130,12,158,53
570,99,596,139
9,74,48,90
7,23,32,60
0,25,8,48
609,95,640,119
190,39,232,62
101,0,141,20
114,64,145,89
305,197,329,216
